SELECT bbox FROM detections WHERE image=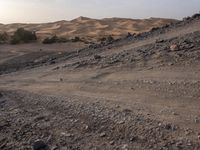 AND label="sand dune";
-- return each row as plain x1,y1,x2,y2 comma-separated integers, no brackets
0,16,177,41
